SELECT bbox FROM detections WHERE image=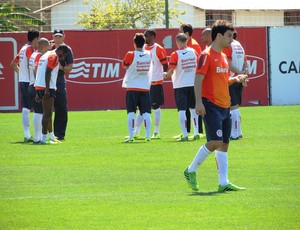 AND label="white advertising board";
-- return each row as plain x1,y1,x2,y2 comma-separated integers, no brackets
269,27,300,105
